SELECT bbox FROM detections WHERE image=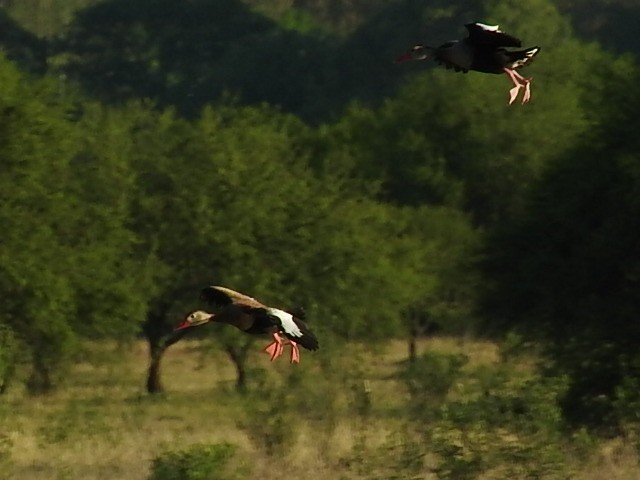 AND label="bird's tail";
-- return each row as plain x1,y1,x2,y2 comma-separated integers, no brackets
505,46,540,69
395,45,434,63
291,318,319,351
